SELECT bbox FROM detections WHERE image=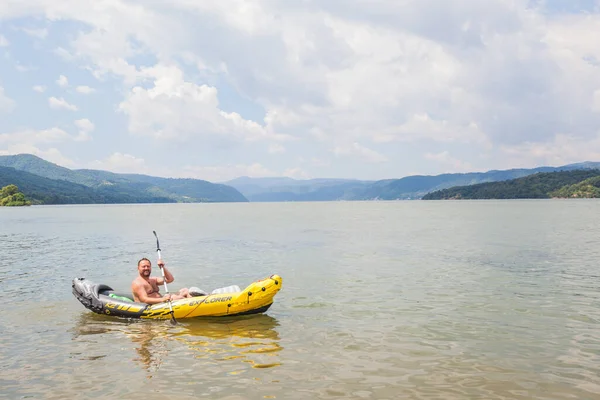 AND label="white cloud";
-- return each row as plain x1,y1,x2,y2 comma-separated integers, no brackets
15,63,36,72
333,142,387,163
2,1,600,179
88,153,148,174
0,86,15,113
75,85,95,94
0,127,71,145
118,63,290,142
32,85,46,93
372,113,490,147
499,133,600,168
0,126,90,163
56,75,68,87
21,27,48,39
268,143,285,154
48,96,78,111
182,162,277,182
424,151,473,172
74,118,94,141
0,35,9,47
593,89,600,113
74,118,94,132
